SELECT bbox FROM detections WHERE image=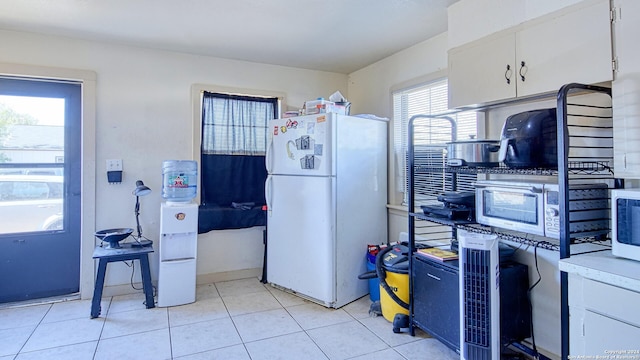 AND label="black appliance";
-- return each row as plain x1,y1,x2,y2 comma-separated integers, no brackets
498,108,558,169
420,192,475,221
